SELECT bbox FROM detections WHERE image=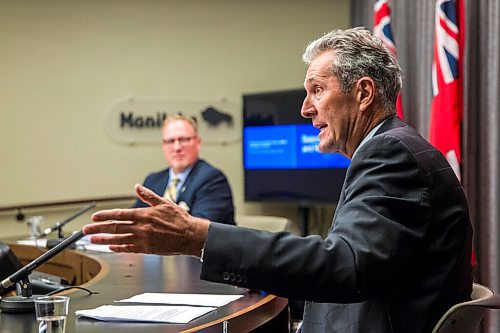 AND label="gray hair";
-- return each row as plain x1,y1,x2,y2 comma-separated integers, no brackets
302,27,402,115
